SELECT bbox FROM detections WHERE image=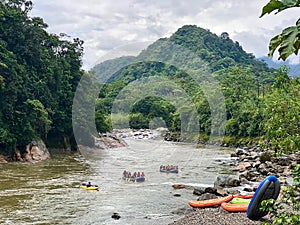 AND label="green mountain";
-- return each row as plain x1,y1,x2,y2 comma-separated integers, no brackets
93,25,279,142
92,25,273,83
